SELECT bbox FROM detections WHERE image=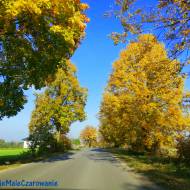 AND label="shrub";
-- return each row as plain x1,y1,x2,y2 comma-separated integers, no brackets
55,134,71,152
177,136,190,165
